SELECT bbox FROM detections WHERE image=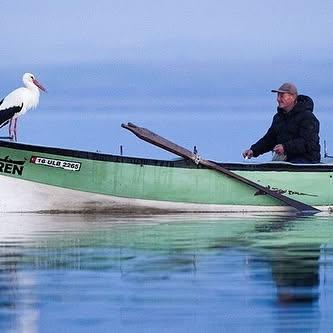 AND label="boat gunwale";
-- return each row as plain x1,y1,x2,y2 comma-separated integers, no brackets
1,140,333,172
